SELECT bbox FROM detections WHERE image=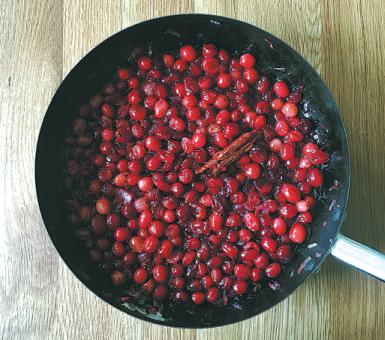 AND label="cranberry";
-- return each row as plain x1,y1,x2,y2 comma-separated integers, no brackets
145,136,162,151
265,262,281,277
276,244,294,263
234,264,252,280
273,80,289,98
261,238,278,252
134,268,148,284
111,271,126,287
153,284,169,301
253,253,270,269
206,287,221,303
191,292,205,304
307,168,324,187
180,45,197,62
232,280,248,294
289,223,307,243
281,184,301,203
